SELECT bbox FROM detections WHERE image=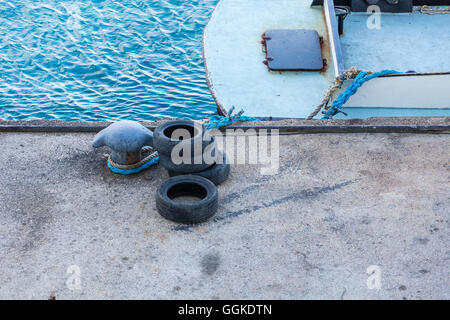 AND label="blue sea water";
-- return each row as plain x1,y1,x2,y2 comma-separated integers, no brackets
0,0,218,121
